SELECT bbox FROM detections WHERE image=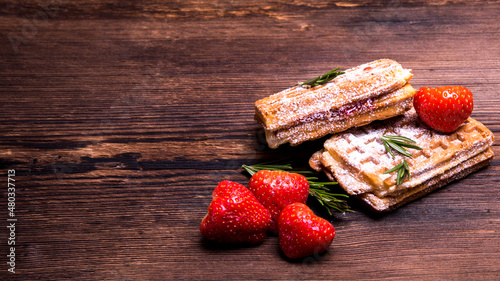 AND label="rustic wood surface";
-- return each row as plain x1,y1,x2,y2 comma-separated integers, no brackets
1,0,499,280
